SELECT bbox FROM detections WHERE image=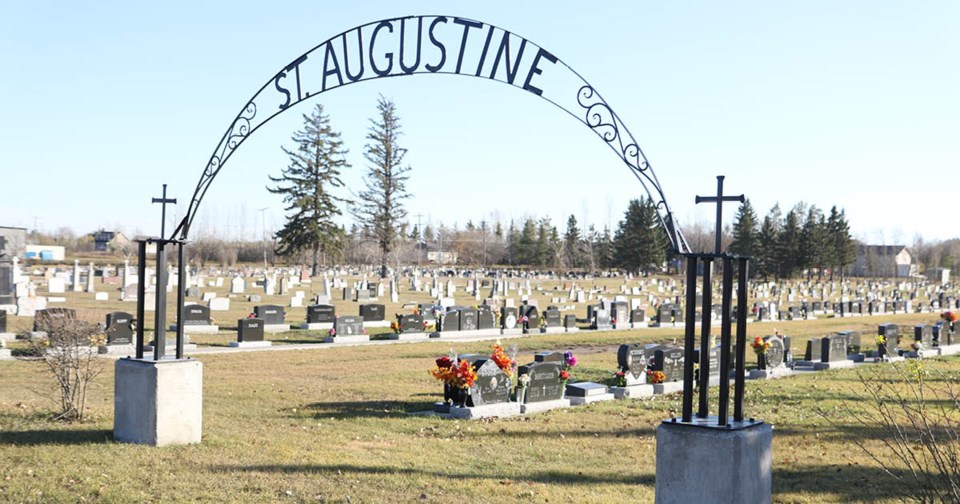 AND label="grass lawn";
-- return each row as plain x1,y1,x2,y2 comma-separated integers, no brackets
1,311,955,503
